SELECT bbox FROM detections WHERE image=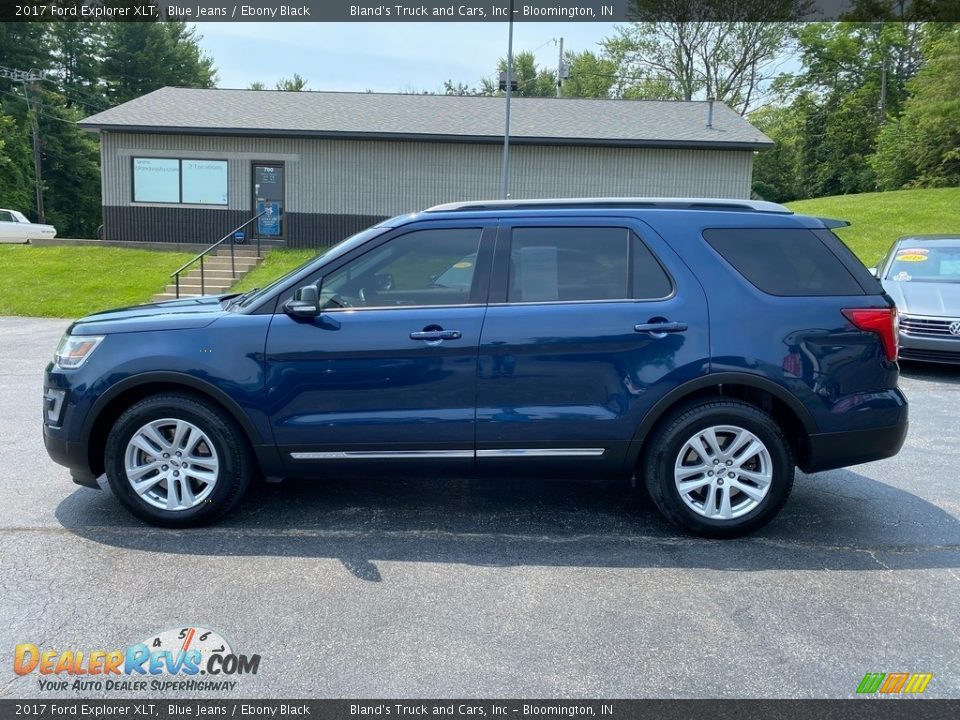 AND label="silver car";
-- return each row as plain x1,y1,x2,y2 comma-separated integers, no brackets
875,235,960,364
